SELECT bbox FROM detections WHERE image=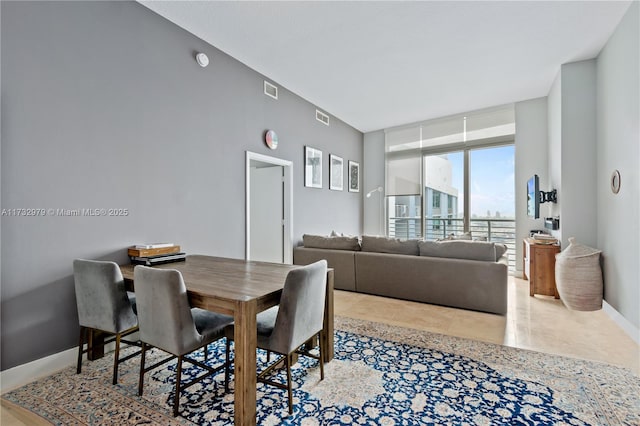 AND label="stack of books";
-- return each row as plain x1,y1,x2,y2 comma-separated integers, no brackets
532,234,558,245
128,243,186,266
